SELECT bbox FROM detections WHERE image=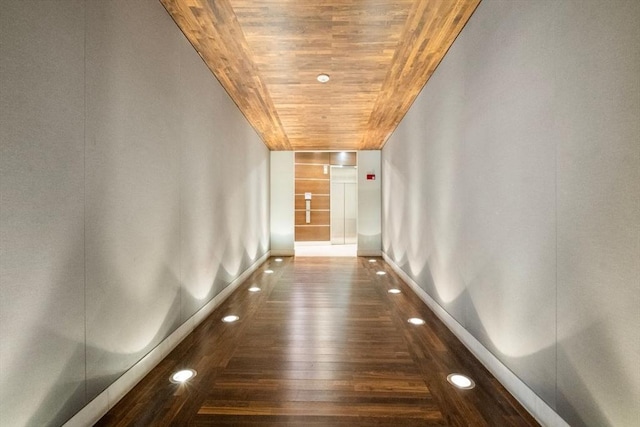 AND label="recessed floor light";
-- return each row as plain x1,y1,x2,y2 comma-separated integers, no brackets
388,288,401,294
248,286,261,292
368,259,377,263
408,317,425,325
265,269,274,274
376,271,386,276
447,373,475,389
222,315,239,323
170,369,196,384
317,73,330,83
275,258,283,262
